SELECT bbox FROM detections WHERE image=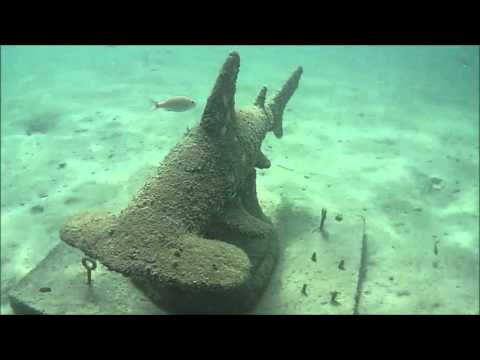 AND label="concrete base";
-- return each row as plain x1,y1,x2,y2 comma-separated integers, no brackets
8,242,167,315
9,190,366,315
8,214,364,315
254,210,363,314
